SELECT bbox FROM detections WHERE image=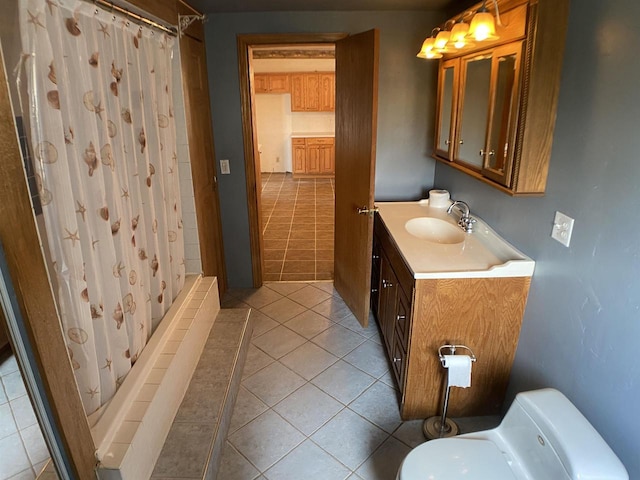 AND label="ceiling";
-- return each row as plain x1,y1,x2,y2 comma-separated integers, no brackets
189,0,458,13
